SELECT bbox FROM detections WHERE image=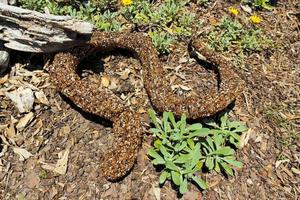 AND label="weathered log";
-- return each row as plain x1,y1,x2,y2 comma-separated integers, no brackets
0,3,94,53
